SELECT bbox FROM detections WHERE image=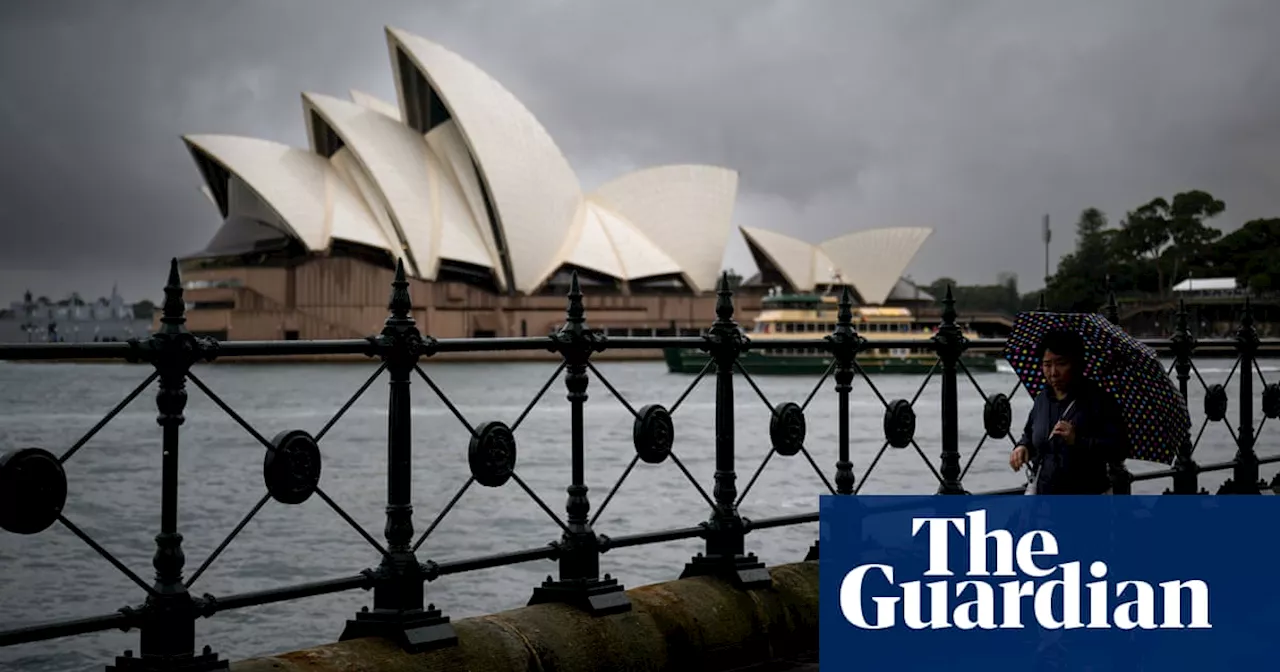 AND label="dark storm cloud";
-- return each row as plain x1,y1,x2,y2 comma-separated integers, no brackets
2,0,1279,302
